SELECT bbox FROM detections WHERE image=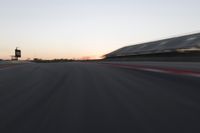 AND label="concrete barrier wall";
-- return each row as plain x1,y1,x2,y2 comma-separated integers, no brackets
104,52,200,62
